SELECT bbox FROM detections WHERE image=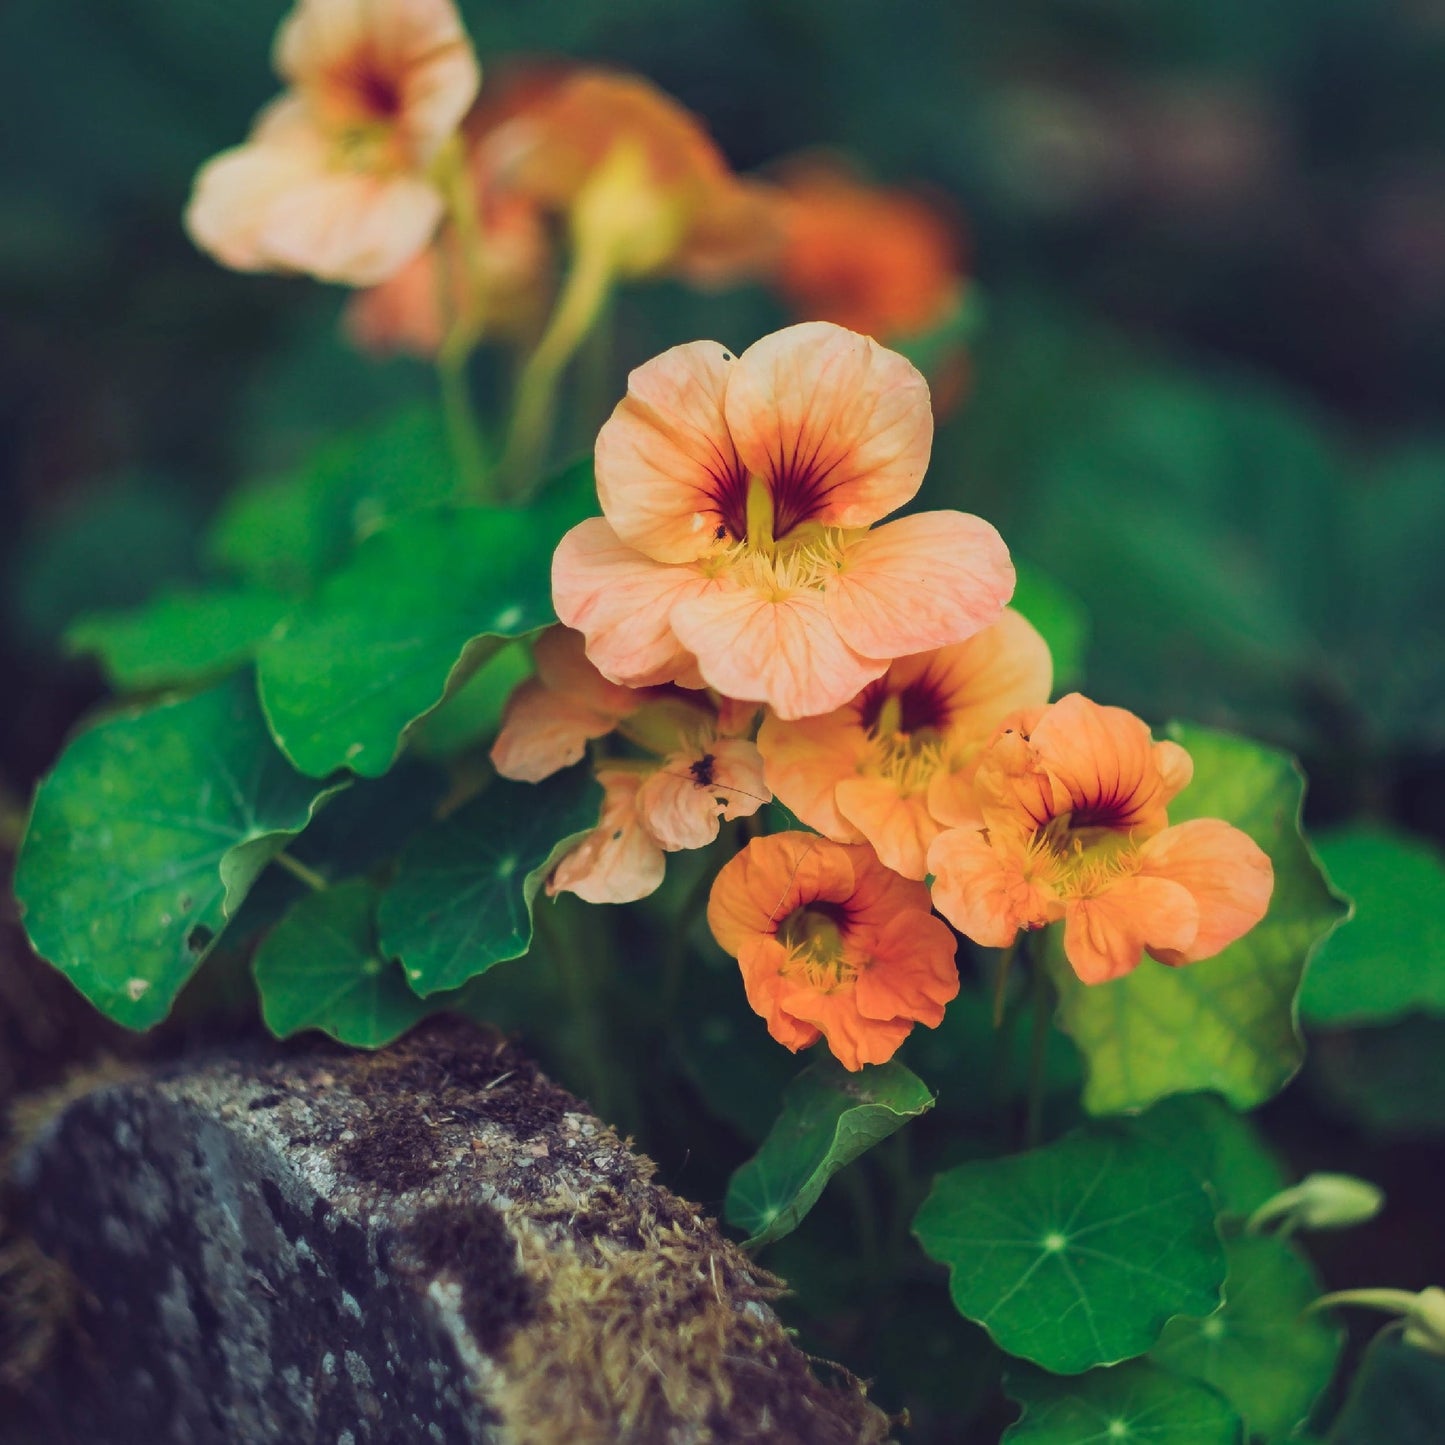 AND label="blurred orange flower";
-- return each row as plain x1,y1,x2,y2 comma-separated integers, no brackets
552,322,1014,719
757,610,1052,880
708,832,959,1070
771,157,967,342
186,0,479,285
927,693,1274,984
